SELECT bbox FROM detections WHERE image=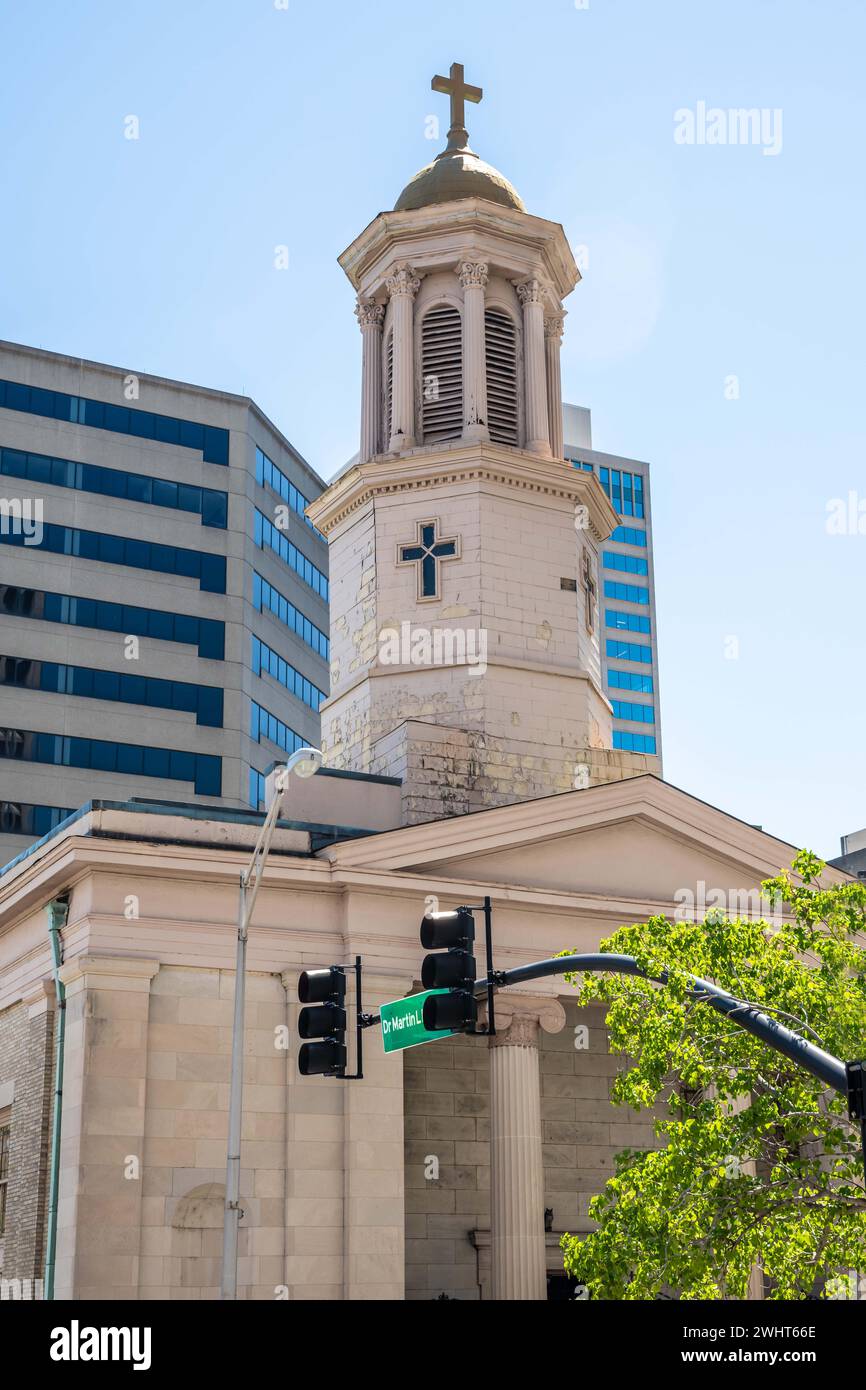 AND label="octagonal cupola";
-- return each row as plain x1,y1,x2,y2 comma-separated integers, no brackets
343,62,579,464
